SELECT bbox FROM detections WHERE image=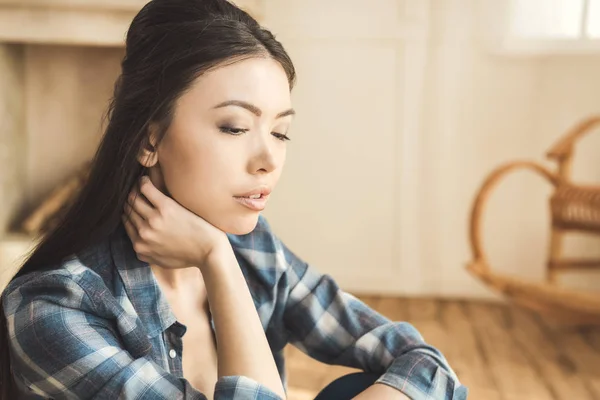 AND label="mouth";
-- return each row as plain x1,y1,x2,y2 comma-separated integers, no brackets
233,188,271,211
